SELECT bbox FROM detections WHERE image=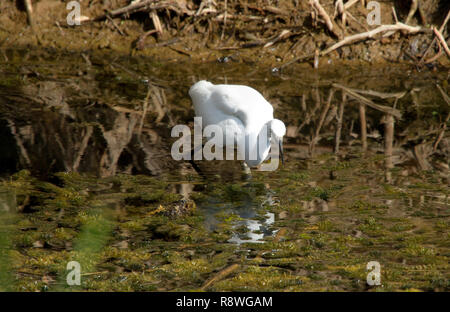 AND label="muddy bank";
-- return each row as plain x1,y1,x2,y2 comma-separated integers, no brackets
1,0,449,68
